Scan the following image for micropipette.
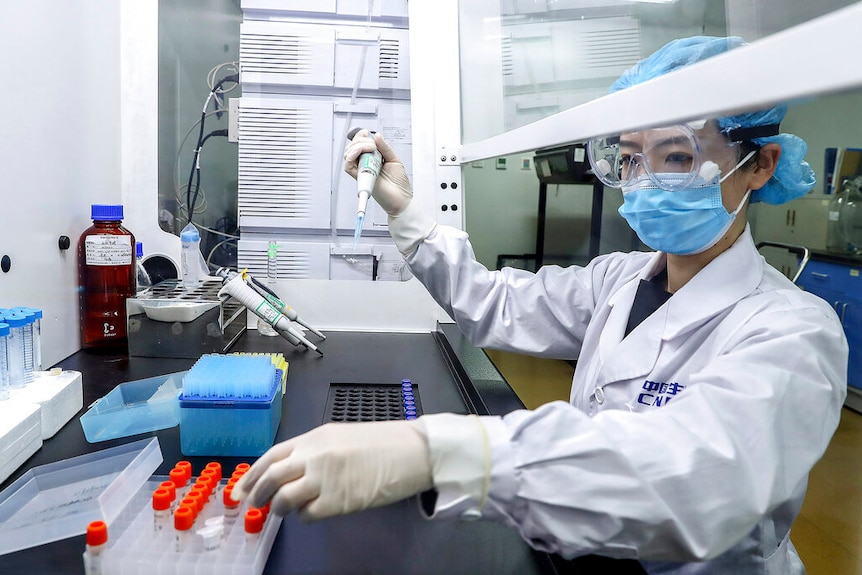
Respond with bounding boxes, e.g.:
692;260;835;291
347;127;382;249
215;268;324;356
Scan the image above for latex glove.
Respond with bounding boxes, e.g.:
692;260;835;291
231;420;433;521
343;130;436;256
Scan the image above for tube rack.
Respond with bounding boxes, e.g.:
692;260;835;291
90;470;281;575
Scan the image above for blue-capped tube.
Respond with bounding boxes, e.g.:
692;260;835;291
0;323;9;400
2;313;27;389
12;308;36;383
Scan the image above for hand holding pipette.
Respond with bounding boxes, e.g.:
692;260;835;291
346;127;382;249
343;130;434;257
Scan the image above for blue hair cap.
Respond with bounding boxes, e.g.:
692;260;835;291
611;36;815;205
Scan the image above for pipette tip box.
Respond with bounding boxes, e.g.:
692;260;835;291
178;355;285;457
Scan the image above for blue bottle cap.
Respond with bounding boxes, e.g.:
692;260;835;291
181;227;200;242
91;204;124;221
0;323;8;337
401;379;412;385
2;313;26;328
11;308;34;323
405;409;417;417
14;307;43;320
136;242;144;258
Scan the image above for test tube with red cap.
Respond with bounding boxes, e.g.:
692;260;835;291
205;461;223;482
174;505;195;552
152;488;173;532
223;484;241;522
84;520;108;575
244;507;264;547
170;467;189;500
158;480;177;509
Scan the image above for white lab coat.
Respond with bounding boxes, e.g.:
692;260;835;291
409;223;847;574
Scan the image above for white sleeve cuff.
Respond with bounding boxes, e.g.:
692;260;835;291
388;200;437;257
415;412;511;521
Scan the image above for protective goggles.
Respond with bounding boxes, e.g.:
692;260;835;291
586;121;780;191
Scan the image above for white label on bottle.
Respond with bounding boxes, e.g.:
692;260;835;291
829;210;840;222
85;235;132;266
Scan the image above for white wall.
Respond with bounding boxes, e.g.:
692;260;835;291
0;1;122;366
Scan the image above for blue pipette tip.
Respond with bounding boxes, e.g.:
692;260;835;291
353;213;365;249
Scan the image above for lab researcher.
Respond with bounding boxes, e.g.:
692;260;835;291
233;36;848;573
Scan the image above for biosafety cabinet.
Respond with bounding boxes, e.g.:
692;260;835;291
4;0;862;366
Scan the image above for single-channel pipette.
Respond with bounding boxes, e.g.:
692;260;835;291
347;127;381;249
215;268;324;356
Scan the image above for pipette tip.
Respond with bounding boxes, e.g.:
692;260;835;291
353;213;365;249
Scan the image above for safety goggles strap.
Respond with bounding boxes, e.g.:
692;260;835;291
723;123;780;143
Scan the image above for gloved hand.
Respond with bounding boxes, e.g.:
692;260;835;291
343;130;436;256
231;420;433;521
344;130;412;216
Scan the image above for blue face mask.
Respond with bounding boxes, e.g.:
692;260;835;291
618;156;753;255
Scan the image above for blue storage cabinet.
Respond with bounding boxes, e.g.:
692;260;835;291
796;254;862;409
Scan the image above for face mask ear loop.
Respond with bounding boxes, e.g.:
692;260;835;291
719;150;757;184
731;189;752;217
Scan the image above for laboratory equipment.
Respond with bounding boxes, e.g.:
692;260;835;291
0;323;8;401
0;437;162;556
136;242;152;292
257;240;280;336
20;307;43;371
827;177;862;254
180;223;204;291
14;309;36;385
11;369;83;440
348;127;382;248
126;279;247;359
236;8;413;282
214;267;325;355
78;371;185;442
84;521;107;575
77;204;136;350
178;354;287;456
2;312;26;388
89;462;281;575
0;400;41;485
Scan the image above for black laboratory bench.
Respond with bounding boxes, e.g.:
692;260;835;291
0;324;645;575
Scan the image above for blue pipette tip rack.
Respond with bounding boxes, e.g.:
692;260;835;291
178;354;285;456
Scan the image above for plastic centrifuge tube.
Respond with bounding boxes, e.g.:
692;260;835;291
27;308;42;372
2;313;27;389
158;480;177;509
170;467;189;500
0;323;9;401
12;308;35;383
244;507;264;548
84;520;108;575
153;488;172;532
174;505;195;552
198;523;224;552
223;485;241;522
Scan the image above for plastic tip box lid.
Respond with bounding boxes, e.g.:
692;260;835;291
0;437;162;556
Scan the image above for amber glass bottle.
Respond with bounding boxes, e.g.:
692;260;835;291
77;204;136;350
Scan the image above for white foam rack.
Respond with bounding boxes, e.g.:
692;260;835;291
91;476;282;575
0;369;83;484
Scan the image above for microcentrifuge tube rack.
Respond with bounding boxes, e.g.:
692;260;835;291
89;471;281;575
